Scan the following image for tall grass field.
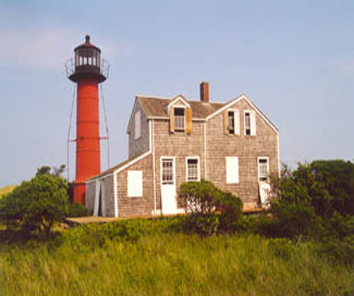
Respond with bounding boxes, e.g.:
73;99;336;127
0;218;353;296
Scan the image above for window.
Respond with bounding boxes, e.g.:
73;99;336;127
228;111;235;134
245;111;256;136
174;108;185;131
258;157;269;182
226;157;239;184
128;170;143;197
134;111;141;139
227;110;240;135
162;159;174;185
186;157;200;181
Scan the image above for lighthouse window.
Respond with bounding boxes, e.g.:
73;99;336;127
93;57;96;66
88;57;92;65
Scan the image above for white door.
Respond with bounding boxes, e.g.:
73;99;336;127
161;158;177;215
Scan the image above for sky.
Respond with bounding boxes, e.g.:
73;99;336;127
0;0;353;187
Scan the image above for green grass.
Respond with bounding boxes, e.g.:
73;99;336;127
0;185;16;198
0;219;353;296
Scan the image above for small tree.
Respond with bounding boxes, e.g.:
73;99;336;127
179;180;243;235
0;174;68;238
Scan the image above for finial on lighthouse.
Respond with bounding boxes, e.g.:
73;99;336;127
85;35;90;44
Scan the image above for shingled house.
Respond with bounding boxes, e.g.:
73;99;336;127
86;82;279;217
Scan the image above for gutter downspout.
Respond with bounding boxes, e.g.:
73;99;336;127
151;119;157;215
204;121;207;180
113;171;118;217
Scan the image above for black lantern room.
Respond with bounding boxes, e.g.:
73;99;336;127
67;35;108;83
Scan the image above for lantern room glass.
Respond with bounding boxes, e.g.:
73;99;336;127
75;47;101;68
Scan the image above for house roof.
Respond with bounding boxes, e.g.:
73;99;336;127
137;96;225;119
127;94;278;134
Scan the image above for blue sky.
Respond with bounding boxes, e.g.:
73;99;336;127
0;0;353;186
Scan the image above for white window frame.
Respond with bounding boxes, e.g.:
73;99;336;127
134;111;141;140
257;157;269;183
226;156;239;184
227;109;240;135
127;170;143;197
186;156;200;182
174;107;186;132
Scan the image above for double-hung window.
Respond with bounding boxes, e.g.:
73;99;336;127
258;157;269;182
174;108;185;131
186;157;200;182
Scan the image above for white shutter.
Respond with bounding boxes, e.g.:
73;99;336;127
250;111;257;136
134;111;141;139
128;170;143;197
234;110;240;135
226;157;239;184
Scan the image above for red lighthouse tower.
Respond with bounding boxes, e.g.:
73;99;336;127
67;35;109;205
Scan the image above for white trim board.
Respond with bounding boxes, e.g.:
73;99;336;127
166;95;191;111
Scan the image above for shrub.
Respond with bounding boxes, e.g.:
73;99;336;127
0;174;68;238
66;202;88;218
179;180;243;235
269;160;354;239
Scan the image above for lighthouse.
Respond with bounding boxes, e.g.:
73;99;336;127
66;35;109;205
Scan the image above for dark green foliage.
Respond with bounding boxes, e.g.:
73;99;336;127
66;202;88;217
0;174;68;237
179;180;243;235
270;160;354;236
267;160;354;264
36;164;66;178
64;217;186;250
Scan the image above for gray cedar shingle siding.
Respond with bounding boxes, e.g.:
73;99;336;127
206;98;279;204
86;181;96;215
87;94;279;217
116;153;155;217
128;101;150;158
153;119;205;210
101;175;115;217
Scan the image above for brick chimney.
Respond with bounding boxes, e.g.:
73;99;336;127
200;81;209;103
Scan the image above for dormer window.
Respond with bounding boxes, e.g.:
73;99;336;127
174;108;185;131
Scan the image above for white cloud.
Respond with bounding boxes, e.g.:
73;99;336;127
0;26;121;71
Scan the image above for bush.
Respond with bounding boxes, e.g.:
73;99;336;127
66;202;88;218
269;160;354;239
0;174;68;238
179;180;243;235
